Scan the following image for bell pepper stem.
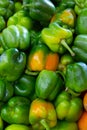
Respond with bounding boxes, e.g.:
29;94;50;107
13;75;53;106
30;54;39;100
40;119;50;130
61;39;75;56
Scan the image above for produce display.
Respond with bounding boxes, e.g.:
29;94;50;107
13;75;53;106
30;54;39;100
0;0;87;130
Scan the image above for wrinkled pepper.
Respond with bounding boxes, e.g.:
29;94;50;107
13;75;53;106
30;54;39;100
65;62;87;93
27;43;59;71
0;25;30;50
23;0;56;26
7;10;33;30
0;48;26;81
75;8;87;34
1;96;30;125
0;78;14;102
51;120;78;130
5;124;32;130
51;8;76;28
74;0;87;15
35;70;63;101
0;0;14;20
55;91;83;121
29;98;57;130
72;34;87;63
41;22;75;55
14;74;36;98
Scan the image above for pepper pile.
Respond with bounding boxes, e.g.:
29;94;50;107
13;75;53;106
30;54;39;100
0;0;87;130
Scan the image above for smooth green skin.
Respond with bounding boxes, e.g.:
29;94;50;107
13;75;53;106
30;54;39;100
0;116;3;130
0;16;5;31
55;91;83;122
41;22;74;55
5;124;31;130
0;48;26;81
0;79;14;102
0;25;30;50
35;70;63;101
7;10;33;30
65;62;87;93
28;0;56;25
51;120;78;130
72;34;87;63
14;74;36;98
75;8;87;34
1;96;30;125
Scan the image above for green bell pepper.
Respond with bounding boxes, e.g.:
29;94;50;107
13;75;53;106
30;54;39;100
65;62;87;93
1;96;30;125
0;79;14;102
41;22;75;56
14;74;36;98
0;116;3;130
75;8;87;34
5;124;32;130
29;98;57;130
55;91;83;121
23;0;56;26
74;0;87;15
0;16;6;32
0;48;26;81
0;0;14;20
51;120;78;130
7;10;33;30
58;53;74;74
35;70;63;101
72;34;87;63
0;25;30;50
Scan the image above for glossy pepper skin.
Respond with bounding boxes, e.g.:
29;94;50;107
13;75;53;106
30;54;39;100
0;25;30;51
27;43;59;71
0;0;14;20
1;96;30;125
72;34;87;63
74;0;87;15
24;0;56;26
75;8;87;34
5;124;32;130
55;91;83;122
50;120;78;130
51;8;76;28
35;70;63;101
0;48;26;81
7;10;33;30
29;98;57;130
65;62;87;93
0;79;14;102
14;74;36;98
41;22;75;56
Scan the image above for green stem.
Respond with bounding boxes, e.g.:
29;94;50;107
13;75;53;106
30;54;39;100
40;119;50;130
61;39;75;56
25;69;39;76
